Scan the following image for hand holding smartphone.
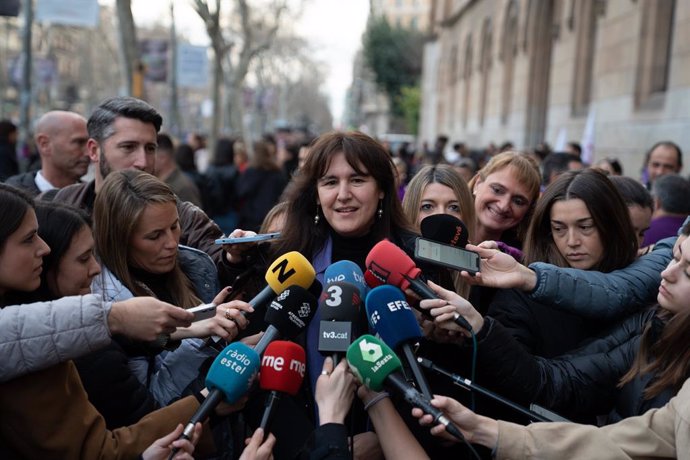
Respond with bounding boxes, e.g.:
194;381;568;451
414;237;480;275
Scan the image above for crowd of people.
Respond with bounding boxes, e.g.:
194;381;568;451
0;96;689;459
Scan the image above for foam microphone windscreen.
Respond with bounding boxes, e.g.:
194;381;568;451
205;342;260;403
365;285;422;348
420;214;469;247
319;281;362;321
264;285;318;339
346;334;402;392
259;341;306;396
324;260;368;299
265;251;316;293
365;240;421;290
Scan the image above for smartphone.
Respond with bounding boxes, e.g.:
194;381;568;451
188;303;217;322
214;232;281;245
414;237;480;275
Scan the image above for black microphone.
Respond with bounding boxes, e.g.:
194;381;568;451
420;214;469;247
417;356;554;423
318;281;361;364
253;285;317;355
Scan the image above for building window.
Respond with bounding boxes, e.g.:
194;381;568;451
571;0;597;116
479;18;492;126
462;35;473;127
501;0;518;124
634;0;676;108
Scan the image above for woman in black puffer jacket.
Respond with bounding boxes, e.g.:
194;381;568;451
420;220;690;425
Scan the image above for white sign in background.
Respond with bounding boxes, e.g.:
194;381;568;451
176;44;209;89
36;0;100;28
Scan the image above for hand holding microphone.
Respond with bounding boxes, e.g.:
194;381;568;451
365;240;474;333
418;280;484;339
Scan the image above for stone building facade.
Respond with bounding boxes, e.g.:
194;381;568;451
419;0;689;176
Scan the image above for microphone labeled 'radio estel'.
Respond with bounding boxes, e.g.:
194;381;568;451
259;341;306;433
365;240;473;333
365;285;433;399
253;284;317;355
420;214;469;248
179;342;259;442
346;335;465;442
318;281;361;361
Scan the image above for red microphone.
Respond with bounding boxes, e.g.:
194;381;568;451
365;240;473;332
258;341;306;433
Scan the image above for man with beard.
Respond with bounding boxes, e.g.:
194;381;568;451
6;111;89;196
42;96;225;265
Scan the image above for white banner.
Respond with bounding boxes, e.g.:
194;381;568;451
36;0;99;28
177;44;209;89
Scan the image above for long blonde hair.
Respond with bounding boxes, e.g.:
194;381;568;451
403;165;475;298
94;170;200;308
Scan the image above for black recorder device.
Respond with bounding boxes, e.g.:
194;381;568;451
414;237;480;275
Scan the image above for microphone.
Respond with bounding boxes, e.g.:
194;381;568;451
416;356;553;423
324;260;368;299
346;335;467;445
180;342;260;441
248;251;316;310
253;285;318;355
259;341;306;433
365;285;433;399
318;281;361;362
365;240;473;333
420;214;469;247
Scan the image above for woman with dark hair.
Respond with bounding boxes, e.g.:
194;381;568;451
486;169;638;357
224;131;422;459
609;175;654;248
235;140;288;232
420;222;690;426
33;202;101;300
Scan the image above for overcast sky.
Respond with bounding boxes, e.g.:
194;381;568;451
121;0;369;127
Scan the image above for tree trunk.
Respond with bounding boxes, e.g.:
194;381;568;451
116;0;139;96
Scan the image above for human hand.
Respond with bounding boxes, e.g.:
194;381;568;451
315;358;356;424
224;229;258;264
459;243;536;291
109;297;193;341
352;432;383;460
141;423;202;460
198;388;248;417
242;332;264;347
418;281;483;338
239;428;276;460
412;395;498;449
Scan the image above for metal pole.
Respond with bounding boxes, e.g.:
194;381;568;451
169;0;180;137
18;0;33;172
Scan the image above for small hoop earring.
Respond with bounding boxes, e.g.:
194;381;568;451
377;199;383;219
314;204;321;225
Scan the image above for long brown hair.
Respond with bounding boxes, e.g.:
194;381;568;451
619;221;690;398
94;170;200;308
523;169;637;271
271;131;415;259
